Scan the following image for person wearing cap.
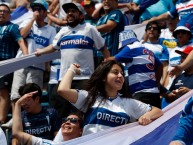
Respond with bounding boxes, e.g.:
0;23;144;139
96;0;125;64
12;87;83;145
82;0;98;25
161;46;193;108
165;25;193;90
35;2;110;88
106;30;163;108
0;3;28;125
12;83;61;145
8;0;56;129
169;96;193;145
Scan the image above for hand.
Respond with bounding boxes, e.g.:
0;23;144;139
178;87;191;95
34;48;43;56
69;63;81;75
138;113;152;125
17;91;38;106
169;66;182;77
165;91;178;103
33;11;39;20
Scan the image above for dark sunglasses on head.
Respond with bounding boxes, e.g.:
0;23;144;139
32;7;44;12
147;25;158;31
62;118;80;124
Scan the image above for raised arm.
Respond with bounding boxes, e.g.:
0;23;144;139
170;51;193;77
57;64;80;104
20;11;38;38
143;12;171;24
12;92;38;145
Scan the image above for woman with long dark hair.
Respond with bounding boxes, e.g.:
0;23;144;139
57;60;163;136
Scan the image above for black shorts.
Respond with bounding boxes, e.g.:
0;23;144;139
0;73;13;91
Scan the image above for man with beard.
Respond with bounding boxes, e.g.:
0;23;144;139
35;2;110;118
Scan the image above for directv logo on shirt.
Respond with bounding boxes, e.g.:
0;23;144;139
25;126;51;135
28;32;49;46
97;112;129;125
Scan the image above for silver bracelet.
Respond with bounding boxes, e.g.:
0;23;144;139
68;68;76;74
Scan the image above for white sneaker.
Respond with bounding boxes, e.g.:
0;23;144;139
1;118;13;129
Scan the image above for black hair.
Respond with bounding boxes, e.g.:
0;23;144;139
68;111;84;128
83;60;131;112
145;21;161;34
0;4;10;12
31;3;47;11
18;83;42;101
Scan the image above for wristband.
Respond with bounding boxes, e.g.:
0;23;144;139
68;68;76;74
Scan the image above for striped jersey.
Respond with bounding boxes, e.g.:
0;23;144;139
143;42;169;62
115;41;162;95
169;0;193;33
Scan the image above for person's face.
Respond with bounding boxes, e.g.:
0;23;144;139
21;97;40;113
146;24;159;39
66;8;84;27
32;6;47;20
176;30;190;45
102;0;117;12
0;6;10;24
104;64;124;92
166;18;179;32
83;5;95;16
61;115;82;139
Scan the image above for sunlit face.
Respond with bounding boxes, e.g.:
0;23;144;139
146;24;159;39
102;0;117;12
66;8;84;27
0;6;10;24
61;115;82;139
21;97;39;113
104;64;124;92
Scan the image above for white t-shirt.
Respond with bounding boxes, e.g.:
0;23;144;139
17;20;56;70
52;22;105;80
54;90;152;142
0;127;7;145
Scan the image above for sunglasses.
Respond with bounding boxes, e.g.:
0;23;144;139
62;118;80;124
147;26;158;31
0;10;10;14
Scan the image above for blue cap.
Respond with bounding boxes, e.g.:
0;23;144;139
30;0;49;10
119;30;138;49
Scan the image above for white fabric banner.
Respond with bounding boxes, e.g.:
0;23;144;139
56;91;193;145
